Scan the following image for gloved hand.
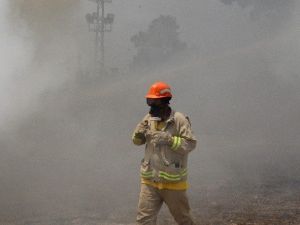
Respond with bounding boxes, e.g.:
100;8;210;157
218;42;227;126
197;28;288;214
138;120;149;133
134;120;149;141
146;130;173;146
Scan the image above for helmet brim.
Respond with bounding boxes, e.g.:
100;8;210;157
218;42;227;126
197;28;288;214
145;94;172;99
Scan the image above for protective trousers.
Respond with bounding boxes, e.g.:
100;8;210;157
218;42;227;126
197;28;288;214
136;184;196;225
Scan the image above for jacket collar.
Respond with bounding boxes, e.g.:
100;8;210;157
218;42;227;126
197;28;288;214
146;109;175;123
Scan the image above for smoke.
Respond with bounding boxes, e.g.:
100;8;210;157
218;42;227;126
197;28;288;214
8;0;80;33
0;0;94;221
0;1;34;129
0;0;300;224
220;0;294;14
0;0;85;129
220;0;295;31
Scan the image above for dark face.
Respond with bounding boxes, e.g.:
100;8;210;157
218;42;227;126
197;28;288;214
146;98;171;119
146;98;163;107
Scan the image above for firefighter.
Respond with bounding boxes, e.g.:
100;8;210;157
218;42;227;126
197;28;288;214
132;81;197;225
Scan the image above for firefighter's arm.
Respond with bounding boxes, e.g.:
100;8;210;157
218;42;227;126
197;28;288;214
171;114;197;154
132;117;149;146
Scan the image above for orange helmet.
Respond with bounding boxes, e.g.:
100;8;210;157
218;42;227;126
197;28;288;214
145;81;172;99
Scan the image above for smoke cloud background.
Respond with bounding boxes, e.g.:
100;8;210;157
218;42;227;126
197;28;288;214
0;0;299;223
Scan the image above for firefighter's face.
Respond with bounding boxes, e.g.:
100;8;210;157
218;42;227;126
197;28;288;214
146;98;163;107
146;98;168;118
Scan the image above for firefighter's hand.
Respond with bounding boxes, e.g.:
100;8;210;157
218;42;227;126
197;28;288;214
147;131;172;146
132;121;149;145
136;120;149;136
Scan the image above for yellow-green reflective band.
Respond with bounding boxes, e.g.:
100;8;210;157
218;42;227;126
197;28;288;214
180;168;187;176
142;171;153;175
158;174;181;181
141;175;153;178
141;171;153;175
141;171;154;178
181;171;188;177
171;136;182;151
171;136;178;149
159;171;181;178
181;168;188;173
158;169;188;181
175;137;182;150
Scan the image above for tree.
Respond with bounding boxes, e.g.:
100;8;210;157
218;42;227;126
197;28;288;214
130;15;186;70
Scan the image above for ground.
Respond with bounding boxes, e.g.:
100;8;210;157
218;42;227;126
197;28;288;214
2;181;299;225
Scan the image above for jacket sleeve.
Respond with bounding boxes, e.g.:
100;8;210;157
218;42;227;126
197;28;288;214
132;115;148;146
171;113;197;155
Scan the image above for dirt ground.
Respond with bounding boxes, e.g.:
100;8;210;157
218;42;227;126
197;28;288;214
2;180;299;225
190;181;300;225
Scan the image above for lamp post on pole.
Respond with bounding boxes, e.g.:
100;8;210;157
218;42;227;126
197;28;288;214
86;0;114;73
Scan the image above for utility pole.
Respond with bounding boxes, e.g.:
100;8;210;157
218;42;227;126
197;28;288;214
86;0;114;72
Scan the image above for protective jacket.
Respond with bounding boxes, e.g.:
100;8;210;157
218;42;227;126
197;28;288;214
132;110;196;183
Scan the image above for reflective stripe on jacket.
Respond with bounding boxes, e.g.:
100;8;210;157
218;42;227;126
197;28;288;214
132;110;197;183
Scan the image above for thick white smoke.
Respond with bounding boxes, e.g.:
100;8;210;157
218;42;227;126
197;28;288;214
0;1;299;224
0;0;34;129
0;0;84;131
